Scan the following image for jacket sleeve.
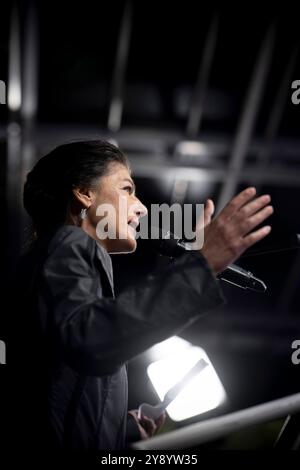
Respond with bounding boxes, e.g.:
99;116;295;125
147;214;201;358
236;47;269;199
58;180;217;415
42;227;224;376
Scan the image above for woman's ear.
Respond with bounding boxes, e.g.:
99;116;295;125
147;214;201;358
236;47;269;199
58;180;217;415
72;187;95;208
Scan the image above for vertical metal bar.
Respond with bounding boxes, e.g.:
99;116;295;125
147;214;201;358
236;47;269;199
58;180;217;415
22;1;39;176
172;17;218;207
253;47;298;314
254;47;299;191
22;1;38;124
21;1;39;244
274;413;300;449
7;3;23;275
216;26;275;213
8;5;21;114
186;16;218;139
108;1;132;133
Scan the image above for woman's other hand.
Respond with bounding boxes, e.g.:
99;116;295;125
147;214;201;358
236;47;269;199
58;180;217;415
128;409;166;440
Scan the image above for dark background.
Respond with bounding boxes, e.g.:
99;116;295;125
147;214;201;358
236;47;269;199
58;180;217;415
0;0;299;449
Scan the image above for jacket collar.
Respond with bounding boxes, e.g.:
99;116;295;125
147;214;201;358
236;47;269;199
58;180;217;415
95;242;115;297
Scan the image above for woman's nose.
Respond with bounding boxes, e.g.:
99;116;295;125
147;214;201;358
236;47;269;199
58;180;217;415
135;199;148;218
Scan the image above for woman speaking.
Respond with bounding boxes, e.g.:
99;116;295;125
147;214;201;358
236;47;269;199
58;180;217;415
11;140;273;451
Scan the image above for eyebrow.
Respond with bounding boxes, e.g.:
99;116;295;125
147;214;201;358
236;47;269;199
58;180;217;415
123;177;136;194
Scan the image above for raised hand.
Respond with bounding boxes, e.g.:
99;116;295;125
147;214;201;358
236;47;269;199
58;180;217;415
199;187;273;275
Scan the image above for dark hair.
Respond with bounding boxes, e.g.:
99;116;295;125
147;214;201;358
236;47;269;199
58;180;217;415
23;140;129;242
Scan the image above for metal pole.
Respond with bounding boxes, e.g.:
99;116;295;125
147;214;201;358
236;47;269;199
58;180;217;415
132;392;300;450
107;1;132;133
7;3;23;275
216;26;275;214
21;1;39;239
171;17;218;206
274;412;300;449
254;47;299;191
186;16;218;139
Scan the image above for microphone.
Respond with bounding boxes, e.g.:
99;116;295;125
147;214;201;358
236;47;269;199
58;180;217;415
149;229;267;293
217;264;266;292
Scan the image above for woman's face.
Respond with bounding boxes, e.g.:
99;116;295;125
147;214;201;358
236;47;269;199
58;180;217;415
81;163;147;253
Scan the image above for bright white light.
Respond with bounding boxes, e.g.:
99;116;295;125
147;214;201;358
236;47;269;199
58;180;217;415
147;337;227;422
8;10;22;112
147;336;191;362
175;141;208;157
8;78;21;112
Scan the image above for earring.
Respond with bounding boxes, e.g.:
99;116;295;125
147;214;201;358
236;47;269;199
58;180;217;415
79;208;88;220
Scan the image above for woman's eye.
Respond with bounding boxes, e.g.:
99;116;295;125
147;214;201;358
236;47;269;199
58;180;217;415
123;186;132;193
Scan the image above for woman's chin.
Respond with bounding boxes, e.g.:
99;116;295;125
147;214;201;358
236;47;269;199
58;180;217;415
109;237;137;254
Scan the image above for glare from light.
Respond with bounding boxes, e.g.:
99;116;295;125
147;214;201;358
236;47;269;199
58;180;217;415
8;8;22;112
8;79;21;111
175;141;208;157
147;336;191;362
147;337;227;422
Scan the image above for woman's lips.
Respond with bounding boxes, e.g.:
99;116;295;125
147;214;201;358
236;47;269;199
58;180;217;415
128;219;139;230
127;218;139;240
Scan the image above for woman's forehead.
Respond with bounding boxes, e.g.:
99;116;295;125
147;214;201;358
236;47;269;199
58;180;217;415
108;162;133;181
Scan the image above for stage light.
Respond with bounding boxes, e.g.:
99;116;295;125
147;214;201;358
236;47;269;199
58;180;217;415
146;337;227;421
174;141;208;158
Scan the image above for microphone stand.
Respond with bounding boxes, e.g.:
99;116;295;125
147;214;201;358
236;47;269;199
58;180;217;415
274;412;300;449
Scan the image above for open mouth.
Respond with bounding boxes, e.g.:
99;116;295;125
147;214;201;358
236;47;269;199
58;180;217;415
127;219;139;238
128;219;139;230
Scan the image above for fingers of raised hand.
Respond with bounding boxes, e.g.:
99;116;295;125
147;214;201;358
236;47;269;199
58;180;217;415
239;194;271;218
195;199;215;232
205;199;215;219
208;201;273;258
221;187;256;219
243;225;272;249
236;204;273;235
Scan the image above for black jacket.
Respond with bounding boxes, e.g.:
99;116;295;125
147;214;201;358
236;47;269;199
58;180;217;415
9;225;223;451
